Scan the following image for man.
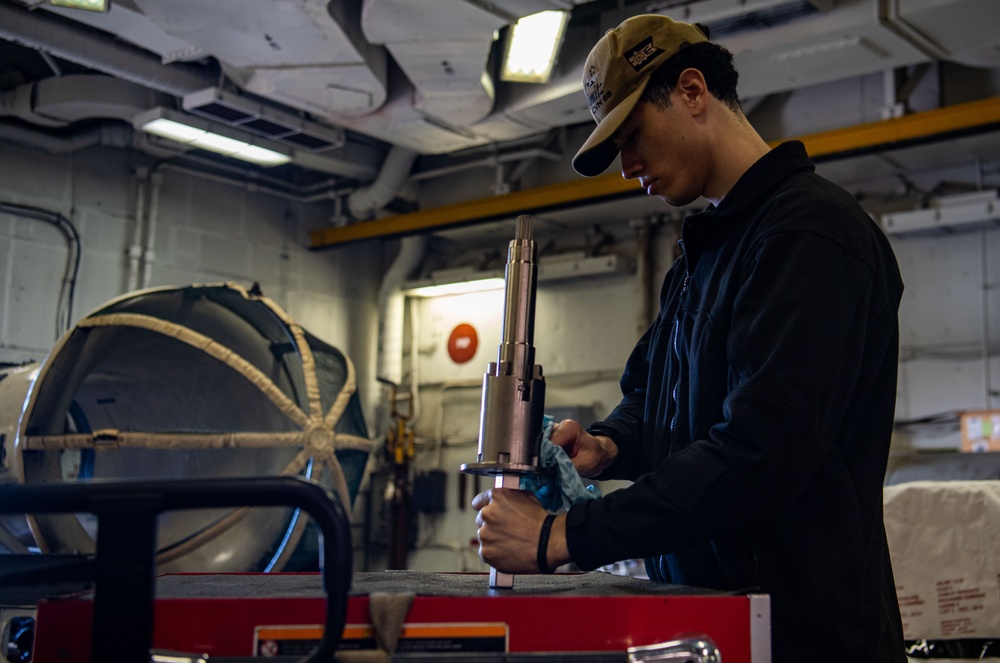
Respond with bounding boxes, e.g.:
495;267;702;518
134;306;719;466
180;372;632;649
473;13;906;663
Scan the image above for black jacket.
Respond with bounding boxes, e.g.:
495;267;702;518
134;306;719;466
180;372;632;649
565;142;906;663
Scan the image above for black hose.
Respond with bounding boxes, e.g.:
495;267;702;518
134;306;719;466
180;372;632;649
0;201;81;337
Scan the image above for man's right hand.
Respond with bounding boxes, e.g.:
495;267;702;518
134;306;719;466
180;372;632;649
549;419;618;479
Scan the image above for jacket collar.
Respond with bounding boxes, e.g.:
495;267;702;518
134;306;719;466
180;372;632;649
680;141;815;264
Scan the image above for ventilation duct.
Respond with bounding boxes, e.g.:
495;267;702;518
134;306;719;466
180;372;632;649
6;0;1000;161
183;87;346;153
1;74;172;128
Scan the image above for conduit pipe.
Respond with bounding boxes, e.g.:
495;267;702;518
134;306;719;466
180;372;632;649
0;202;80;338
127;169;147;293
981;230;995;409
141;171;162;289
408;148;562;183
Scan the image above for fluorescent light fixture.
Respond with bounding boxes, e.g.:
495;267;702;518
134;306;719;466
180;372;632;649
404;267;506;298
50;0;108;12
501;10;570;84
134;108;291;167
406;278;506;298
404;253;629;298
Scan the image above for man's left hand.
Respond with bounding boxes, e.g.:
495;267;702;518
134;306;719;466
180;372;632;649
473;487;552;573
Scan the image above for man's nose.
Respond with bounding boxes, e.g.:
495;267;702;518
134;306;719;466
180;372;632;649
620;150;640;180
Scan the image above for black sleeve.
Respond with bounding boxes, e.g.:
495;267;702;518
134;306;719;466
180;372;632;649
567;221;881;570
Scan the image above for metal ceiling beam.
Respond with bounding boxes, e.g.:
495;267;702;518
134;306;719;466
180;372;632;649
310;96;1000;248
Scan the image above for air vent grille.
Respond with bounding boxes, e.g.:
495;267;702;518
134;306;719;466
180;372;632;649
183;88;345;153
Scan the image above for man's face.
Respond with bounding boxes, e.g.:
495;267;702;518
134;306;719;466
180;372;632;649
614;93;707;207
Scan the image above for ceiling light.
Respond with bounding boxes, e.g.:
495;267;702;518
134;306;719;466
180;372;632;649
134;108;291;167
403;253;629;298
501;10;570;84
404;268;506;298
49;0;108;12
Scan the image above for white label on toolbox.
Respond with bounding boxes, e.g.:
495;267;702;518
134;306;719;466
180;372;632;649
253;622;509;656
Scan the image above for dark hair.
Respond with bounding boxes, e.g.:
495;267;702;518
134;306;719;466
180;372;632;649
640;37;742;113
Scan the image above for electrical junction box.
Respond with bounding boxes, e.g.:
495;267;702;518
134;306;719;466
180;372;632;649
412;469;447;513
960;410;1000;452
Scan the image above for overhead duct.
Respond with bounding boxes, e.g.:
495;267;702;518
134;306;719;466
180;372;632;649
0;1;215;98
0;1;383;181
0;120;135;155
348;145;418;220
6;0;1000;162
132;0;388;119
360;0;508;126
1;74;172;127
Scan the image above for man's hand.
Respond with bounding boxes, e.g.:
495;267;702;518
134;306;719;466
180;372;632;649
549;419;618;478
472;487;569;573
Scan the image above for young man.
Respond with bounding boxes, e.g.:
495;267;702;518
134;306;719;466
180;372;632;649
473;13;906;663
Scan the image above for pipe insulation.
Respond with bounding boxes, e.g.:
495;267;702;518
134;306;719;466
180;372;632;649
377;235;426;387
0;2;215;99
347;145;418;220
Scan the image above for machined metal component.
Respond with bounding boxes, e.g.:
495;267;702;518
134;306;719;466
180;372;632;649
462;215;546;478
462;215;548;590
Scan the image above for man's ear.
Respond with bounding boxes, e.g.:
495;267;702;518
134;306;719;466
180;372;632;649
675;68;709;113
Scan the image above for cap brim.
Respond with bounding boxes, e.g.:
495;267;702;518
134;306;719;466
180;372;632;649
572;77;651;177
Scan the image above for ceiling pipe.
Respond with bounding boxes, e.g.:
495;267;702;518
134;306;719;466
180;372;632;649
409;147;562;182
374;235;427;433
347;145;418;220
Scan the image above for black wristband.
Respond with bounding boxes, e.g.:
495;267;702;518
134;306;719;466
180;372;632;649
536;513;557;574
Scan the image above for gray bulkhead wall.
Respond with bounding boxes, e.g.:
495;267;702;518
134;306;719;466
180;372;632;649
0;141;383;431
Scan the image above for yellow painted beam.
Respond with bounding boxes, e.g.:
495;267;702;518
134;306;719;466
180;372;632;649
310;169;638;248
311;96;1000;248
792;96;1000;158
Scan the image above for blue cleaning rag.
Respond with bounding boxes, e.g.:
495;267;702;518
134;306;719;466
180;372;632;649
521;415;602;512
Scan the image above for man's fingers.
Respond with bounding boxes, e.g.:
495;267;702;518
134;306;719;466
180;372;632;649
471;487;493;511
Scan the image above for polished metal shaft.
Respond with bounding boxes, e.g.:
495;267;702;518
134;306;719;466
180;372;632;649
461;215;547;589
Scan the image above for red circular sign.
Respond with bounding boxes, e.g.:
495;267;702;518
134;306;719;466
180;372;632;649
447;323;479;364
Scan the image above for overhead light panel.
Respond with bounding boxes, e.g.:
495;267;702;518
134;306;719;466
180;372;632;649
404;267;505;298
881;190;1000;236
403;253;629;298
501;10;569;84
183;88;345;153
134;108;291;167
49;0;108;12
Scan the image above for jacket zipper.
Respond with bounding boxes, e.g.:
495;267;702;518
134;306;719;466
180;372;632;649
669;251;691;434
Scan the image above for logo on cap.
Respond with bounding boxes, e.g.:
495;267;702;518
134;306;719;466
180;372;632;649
584;64;613;117
624;36;663;72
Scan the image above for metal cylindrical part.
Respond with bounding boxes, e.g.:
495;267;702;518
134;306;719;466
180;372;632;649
475;367;546;470
497;217;537;373
462;215;546;477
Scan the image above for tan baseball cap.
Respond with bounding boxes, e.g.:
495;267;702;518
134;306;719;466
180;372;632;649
572;14;708;177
